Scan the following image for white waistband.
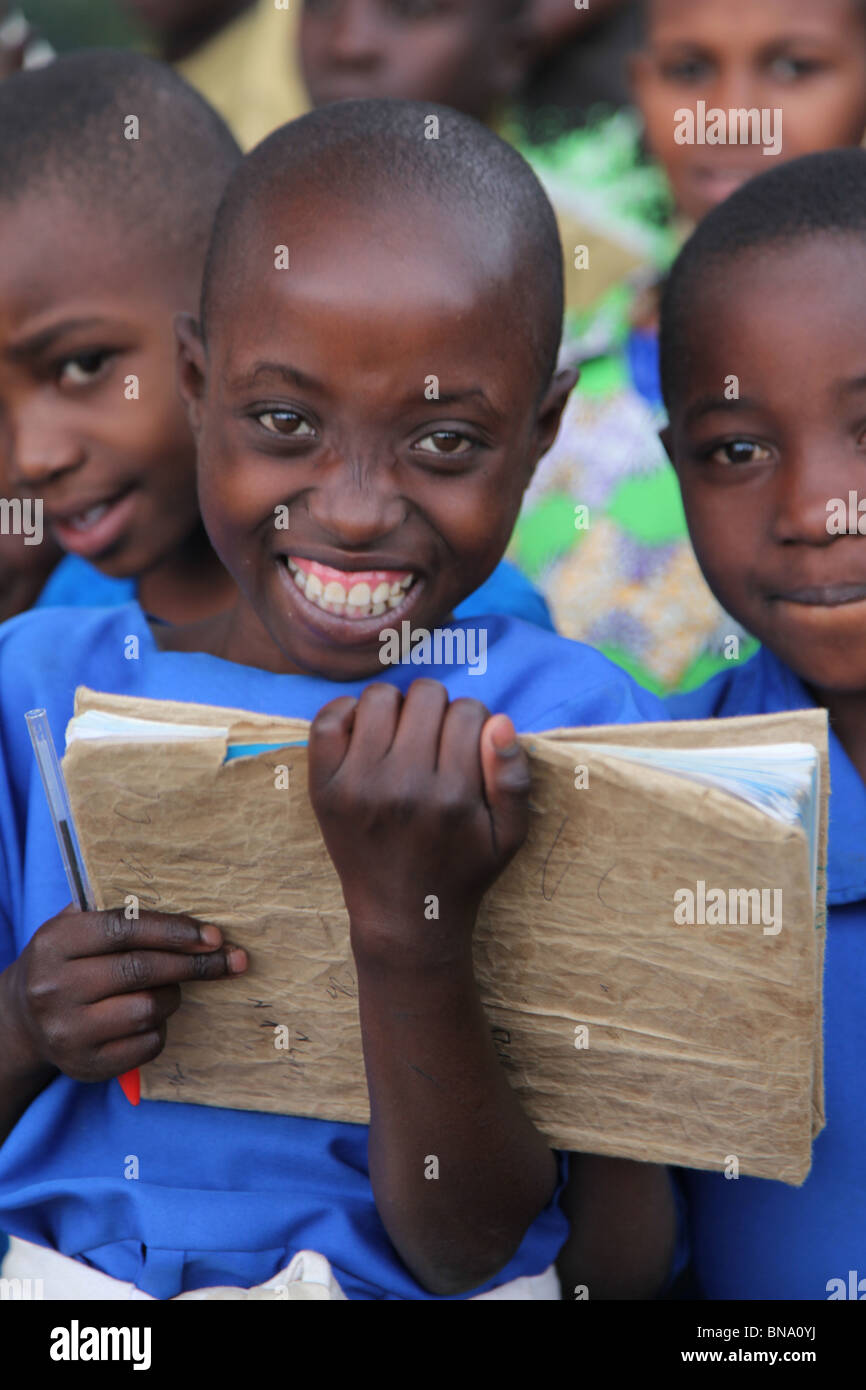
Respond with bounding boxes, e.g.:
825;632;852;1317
1;1235;560;1301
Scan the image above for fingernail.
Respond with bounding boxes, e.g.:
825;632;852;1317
491;723;520;756
227;947;247;973
200;924;222;947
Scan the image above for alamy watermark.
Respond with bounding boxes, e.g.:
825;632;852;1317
674;102;782;157
379;620;487;675
674;880;782;936
0;497;42;545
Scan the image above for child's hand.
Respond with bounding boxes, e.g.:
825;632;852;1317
308;679;531;966
3;908;247;1083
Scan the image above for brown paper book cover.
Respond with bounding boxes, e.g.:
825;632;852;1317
62;688;829;1185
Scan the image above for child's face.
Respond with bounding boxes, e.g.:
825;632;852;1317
0;193;202;577
664;235;866;698
632;0;866;223
300;0;524;122
179;190;572;681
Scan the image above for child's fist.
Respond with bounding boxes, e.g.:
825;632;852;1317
308;679;531;968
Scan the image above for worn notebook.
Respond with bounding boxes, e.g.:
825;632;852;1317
61;688;829;1184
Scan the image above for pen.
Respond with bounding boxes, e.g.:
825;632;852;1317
25;709;140;1106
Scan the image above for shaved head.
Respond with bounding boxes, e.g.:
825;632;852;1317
0;50;240;283
201;99;564;392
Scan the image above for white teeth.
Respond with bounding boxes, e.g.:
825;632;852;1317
69;503;110;531
283;558;415;620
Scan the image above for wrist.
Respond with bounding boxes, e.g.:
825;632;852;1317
351;918;477;987
348;904;478;977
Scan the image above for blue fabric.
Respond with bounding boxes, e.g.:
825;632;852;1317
668;648;866;1299
625;328;663;411
0;601;667;1300
34;554;554;632
455;559;554;631
35;554;136;609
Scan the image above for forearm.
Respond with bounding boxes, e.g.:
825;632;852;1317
556;1154;678;1299
355;938;558;1297
0;965;57;1146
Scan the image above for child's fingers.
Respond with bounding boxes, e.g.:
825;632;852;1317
61;942;247;1005
479;715;531;861
308;694;358;786
61;909;225;960
80;985;183;1045
332;683;402;769
436;697;487;793
390;679;449;772
92;1028;170;1077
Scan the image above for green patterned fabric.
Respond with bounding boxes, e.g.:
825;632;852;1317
508;115;758;694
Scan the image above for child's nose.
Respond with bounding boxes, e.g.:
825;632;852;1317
308;466;407;546
705;64;759;116
325;0;382;65
771;452;848;546
9;400;84;487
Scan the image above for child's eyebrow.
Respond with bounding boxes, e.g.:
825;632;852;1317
683;394;761;426
228;361;324;394
6;317;116;362
229;362;501;416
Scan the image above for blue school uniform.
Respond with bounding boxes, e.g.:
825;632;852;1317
34;554;555;631
668;649;866;1300
0;601;665;1301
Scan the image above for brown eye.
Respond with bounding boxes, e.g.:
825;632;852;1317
59;351;112;385
257;411;314;437
710;440;771;466
416;430;472;456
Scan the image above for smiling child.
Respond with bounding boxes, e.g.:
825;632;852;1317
0;100;678;1301
0;52;243;624
0;49;554;631
661;148;866;1298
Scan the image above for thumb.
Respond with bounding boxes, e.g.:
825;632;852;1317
480;714;531;862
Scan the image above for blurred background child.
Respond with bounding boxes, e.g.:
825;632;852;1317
509;0;866;693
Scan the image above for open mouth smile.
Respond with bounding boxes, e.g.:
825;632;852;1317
48;487;137;558
283;556;415;620
276;554;426;645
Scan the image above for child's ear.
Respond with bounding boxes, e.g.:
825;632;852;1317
531;366;579;466
175;313;207;436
